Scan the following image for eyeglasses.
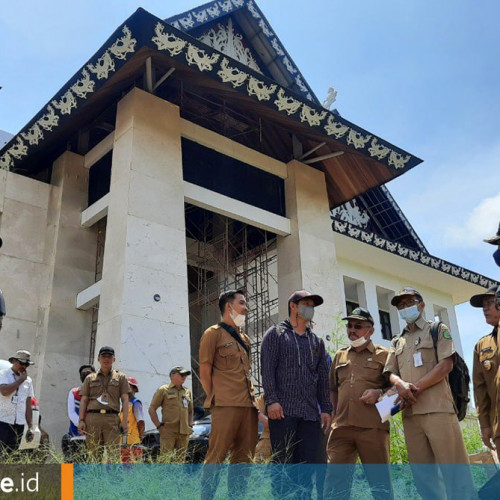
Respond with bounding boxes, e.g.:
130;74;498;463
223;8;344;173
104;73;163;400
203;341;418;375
17;361;30;367
346;322;371;330
396;299;420;310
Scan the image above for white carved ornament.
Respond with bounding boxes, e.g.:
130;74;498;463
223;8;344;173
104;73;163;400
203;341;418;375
324;116;349;138
367;137;390;160
247;76;276;101
0;153;13;170
218;58;248;87
347;130;371;149
21;123;44;146
300;104;326;127
109;26;137;60
186;44;220;72
198;19;262;73
331;200;370;229
37;105;59;131
51;90;77;116
388;151;411;169
274;88;302;115
87;52;115;80
153;23;187;55
322;87;337;110
71;69;95;99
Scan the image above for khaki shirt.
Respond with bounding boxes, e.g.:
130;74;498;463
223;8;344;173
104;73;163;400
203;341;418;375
256;394;270;439
473;328;499;436
81;369;130;412
150;383;193;435
199;324;255;408
330;341;389;431
384;316;455;416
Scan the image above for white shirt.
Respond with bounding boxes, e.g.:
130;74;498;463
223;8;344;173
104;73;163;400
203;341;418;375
0;368;34;425
67;388;80;428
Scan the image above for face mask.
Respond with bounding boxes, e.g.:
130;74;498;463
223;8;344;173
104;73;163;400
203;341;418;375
349;336;368;348
399;305;420;324
493;249;500;267
297;305;315;321
230;308;246;328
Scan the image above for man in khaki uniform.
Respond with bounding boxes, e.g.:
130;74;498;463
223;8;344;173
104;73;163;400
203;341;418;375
324;307;392;500
199;289;258;499
148;366;193;461
384;288;475;500
471;286;500;456
78;346;130;462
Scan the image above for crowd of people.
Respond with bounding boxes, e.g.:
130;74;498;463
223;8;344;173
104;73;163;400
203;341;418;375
0;224;499;500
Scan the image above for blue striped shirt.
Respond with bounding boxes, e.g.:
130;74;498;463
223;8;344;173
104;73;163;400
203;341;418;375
261;320;333;421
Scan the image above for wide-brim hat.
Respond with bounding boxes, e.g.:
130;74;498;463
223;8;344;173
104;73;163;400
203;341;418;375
170;366;191;376
470;285;498;308
342;307;374;325
8;350;34;365
391;287;423;306
288;290;324;307
483;222;500;245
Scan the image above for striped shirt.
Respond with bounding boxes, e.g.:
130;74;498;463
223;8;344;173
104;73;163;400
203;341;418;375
261;320;333;421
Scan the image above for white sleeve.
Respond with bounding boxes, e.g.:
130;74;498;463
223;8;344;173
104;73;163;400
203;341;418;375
29;381;34;398
133;400;145;422
68;389;79;427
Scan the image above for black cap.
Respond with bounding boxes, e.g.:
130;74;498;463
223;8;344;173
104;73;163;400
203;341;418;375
342;307;374;325
470;285;498;308
170;366;191;376
391;287;423;306
484;222;500;245
288;290;324;307
98;346;115;356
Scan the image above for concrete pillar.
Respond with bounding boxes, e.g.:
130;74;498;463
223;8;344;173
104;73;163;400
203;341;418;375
363;282;382;344
96;89;191;413
36;151;96;441
277;160;344;341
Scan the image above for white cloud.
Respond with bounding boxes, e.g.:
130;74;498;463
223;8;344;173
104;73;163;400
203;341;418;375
442;192;500;248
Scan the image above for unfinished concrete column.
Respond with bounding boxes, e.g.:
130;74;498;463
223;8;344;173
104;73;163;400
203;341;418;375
37;151;96;441
96;88;191;409
277;160;344;341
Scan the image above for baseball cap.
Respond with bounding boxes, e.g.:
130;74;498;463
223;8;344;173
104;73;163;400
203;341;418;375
342;307;374;325
391;287;423;307
288;290;324;307
470;285;498;308
98;346;115;356
170;366;191;376
483;222;500;245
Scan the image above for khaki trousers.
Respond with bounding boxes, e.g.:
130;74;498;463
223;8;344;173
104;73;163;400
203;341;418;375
201;406;258;500
85;413;121;462
402;412;476;500
324;426;393;500
159;427;190;461
204;406;258;464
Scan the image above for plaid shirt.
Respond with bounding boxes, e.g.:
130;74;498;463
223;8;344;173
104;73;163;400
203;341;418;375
261;320;332;421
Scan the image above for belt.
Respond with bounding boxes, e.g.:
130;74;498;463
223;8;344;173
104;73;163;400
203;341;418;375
86;409;119;414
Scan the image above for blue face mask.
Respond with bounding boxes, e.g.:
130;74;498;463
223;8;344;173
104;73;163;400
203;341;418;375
398;305;420;324
493;249;500;267
298;305;315;321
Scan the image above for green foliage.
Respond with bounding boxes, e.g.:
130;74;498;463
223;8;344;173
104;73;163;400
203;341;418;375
326;314;349;358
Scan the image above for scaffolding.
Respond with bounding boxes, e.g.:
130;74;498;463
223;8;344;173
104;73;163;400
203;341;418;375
185;204;278;405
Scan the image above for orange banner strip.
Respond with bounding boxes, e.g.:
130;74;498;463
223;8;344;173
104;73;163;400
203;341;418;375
61;463;74;500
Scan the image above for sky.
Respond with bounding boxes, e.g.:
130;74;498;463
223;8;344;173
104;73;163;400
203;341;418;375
1;0;499;372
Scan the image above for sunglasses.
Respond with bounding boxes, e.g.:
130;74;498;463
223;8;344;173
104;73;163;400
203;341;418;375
17;360;30;367
346;322;371;330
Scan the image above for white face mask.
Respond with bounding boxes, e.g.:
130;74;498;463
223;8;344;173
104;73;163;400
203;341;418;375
398;305;420;324
230;309;246;328
349;336;368;348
